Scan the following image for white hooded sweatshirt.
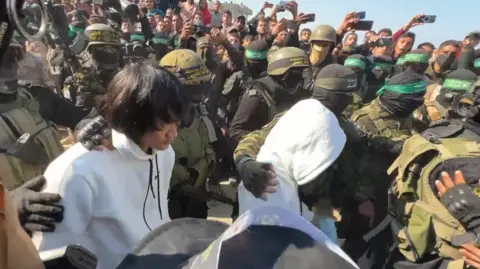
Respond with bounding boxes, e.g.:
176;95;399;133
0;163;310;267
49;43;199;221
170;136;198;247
33;130;174;269
238;99;346;221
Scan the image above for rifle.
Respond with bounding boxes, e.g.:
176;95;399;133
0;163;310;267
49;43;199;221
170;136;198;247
45;0;81;75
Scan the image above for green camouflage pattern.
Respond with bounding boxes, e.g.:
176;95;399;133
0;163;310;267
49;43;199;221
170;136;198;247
350;97;414;142
171;106;216;190
62;67;105;107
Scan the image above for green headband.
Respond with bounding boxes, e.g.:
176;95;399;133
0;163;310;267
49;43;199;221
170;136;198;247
68;25;85;37
377;80;428;95
373;62;394;71
245;50;268;60
344;58;366;70
152;37;169;45
315;77;359;92
130;34;145;42
403;53;429;64
474;58;480;68
443;78;475;92
396;56;406;66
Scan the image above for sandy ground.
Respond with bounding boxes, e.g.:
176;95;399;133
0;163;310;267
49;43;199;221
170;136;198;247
206;181;237;225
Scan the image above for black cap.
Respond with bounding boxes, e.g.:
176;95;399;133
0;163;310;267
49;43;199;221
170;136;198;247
314;64;359;93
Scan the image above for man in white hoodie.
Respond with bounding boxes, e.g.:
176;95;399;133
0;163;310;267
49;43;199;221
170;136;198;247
238;98;347;242
32;64;189;269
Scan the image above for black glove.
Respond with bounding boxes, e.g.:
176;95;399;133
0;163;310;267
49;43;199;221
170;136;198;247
441;184;480;231
236;156;275;198
76;115;111;151
441;183;480;246
10;176;64;233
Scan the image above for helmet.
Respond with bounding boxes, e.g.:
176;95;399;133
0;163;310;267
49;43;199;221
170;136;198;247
310;25;337;45
160;49;211;84
267;47;309;76
85;23;121;48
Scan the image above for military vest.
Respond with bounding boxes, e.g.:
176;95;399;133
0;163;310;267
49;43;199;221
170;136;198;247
0;87;64;189
387;130;480;267
246;77;301;121
351;98;413;140
171;104;218;189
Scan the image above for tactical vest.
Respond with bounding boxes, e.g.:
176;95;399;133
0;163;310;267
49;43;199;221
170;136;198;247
387;133;480;267
351;98;413;140
171;104;218;189
246;77;296;121
0;87;64;189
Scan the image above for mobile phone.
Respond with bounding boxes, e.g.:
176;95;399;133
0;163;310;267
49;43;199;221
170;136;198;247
305;13;315;23
356;11;366;20
372;37;392;47
278;1;287;11
420;15;436;24
265;2;274;8
353;20;374;31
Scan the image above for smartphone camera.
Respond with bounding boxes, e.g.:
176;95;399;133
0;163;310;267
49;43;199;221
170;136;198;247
306;13;315;23
278;1;287;11
420;15;436;24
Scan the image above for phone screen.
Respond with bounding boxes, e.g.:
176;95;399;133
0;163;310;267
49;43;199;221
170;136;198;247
353;20;374;31
421;15;436;24
356;11;366;20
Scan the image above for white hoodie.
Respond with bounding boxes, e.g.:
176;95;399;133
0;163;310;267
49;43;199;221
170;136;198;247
238;99;346;221
32;130;174;269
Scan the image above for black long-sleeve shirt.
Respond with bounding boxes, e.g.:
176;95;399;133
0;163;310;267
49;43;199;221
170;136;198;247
27;85;88;130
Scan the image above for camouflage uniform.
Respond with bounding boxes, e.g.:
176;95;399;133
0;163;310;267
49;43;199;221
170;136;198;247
161;49;219;219
63;24;121;111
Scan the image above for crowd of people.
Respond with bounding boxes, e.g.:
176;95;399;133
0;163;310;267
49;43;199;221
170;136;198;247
2;0;480;268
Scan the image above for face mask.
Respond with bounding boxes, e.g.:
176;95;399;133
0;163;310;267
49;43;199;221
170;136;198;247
183;83;210;103
247;61;267;77
283;69;304;93
310;44;330;65
91;46;120;70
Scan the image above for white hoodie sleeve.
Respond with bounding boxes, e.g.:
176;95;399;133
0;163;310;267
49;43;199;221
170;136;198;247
34;171;94;252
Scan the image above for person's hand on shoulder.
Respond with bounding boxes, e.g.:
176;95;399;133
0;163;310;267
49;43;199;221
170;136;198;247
1;181;46;269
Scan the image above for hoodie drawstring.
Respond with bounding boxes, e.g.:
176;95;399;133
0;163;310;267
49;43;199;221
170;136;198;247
142;155;163;231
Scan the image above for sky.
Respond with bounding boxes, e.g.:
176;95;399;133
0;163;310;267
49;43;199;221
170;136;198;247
237;0;479;47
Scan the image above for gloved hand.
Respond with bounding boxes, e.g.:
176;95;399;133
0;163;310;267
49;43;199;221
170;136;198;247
10;176;64;233
76;115;112;151
236;156;278;200
436;171;480;246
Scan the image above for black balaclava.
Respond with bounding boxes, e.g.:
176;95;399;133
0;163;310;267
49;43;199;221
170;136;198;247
281;67;305;94
402;49;430;75
439;69;479;119
364;55;394;103
378;67;428;117
244;40;269;78
312;64;359;115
